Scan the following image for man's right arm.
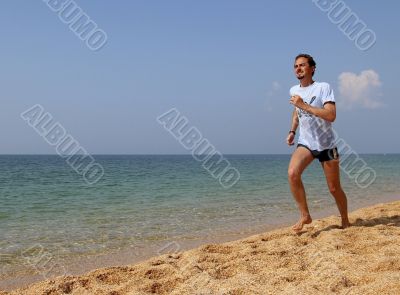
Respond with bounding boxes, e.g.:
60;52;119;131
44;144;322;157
286;109;298;146
290;108;299;132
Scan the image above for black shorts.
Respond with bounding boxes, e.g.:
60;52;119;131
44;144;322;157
297;144;339;162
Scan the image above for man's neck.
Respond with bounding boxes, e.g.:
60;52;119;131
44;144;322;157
299;78;315;87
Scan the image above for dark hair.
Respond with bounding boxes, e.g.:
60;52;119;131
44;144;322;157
295;53;316;76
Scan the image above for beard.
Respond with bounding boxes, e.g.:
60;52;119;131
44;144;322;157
296;73;305;80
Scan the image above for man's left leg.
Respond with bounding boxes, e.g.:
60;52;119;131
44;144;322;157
321;158;350;228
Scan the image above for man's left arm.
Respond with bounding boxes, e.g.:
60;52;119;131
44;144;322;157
290;96;336;122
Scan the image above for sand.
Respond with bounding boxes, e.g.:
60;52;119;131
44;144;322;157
1;200;399;295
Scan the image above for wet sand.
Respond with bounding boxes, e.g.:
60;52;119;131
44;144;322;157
1;200;399;294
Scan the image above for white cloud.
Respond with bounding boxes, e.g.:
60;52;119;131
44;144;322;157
265;81;281;112
272;81;281;91
338;70;383;109
266;81;281;97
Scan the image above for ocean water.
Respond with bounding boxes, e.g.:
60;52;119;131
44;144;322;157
0;154;399;285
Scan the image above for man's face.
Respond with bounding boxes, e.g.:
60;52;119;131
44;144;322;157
294;57;314;80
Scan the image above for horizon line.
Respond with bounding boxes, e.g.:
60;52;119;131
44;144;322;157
0;153;398;156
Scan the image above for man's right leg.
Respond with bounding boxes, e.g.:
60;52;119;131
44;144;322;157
288;146;315;232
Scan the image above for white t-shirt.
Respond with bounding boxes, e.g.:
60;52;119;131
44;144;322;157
289;82;336;151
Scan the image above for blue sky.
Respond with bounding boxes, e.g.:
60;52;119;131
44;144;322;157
1;0;399;154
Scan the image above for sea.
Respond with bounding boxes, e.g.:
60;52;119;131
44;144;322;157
0;154;399;289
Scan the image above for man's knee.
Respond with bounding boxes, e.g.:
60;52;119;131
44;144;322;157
288;167;301;182
328;183;339;195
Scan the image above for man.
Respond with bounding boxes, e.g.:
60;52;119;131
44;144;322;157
287;53;350;233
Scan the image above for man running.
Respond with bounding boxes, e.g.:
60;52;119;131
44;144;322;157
287;53;350;233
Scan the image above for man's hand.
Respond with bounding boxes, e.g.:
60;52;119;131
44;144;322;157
289;95;307;110
286;132;295;146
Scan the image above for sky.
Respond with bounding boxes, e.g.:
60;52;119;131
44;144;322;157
0;0;399;154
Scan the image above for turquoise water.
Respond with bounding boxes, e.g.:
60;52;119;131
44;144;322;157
0;154;399;281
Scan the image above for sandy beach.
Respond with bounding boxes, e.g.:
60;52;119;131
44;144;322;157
1;200;399;295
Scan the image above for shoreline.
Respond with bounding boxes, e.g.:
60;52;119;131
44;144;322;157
1;194;399;293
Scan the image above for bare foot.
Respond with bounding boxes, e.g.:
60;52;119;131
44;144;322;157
341;218;350;229
292;214;312;233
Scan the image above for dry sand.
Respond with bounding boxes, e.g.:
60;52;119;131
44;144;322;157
1;200;399;295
